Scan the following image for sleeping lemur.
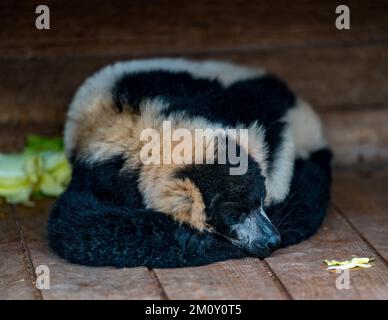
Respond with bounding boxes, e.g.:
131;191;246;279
47;58;332;268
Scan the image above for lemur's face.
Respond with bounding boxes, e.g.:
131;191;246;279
177;157;281;257
207;188;280;256
206;172;281;257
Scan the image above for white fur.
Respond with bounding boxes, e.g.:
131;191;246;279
288;99;327;159
264;123;295;205
264;99;327;204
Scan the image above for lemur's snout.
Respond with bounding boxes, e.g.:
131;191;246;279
265;233;282;251
230;208;281;258
249;228;281;257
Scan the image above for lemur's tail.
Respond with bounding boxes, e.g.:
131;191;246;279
47;190;245;268
47;149;332;268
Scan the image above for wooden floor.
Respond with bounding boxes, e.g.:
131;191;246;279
0;168;388;299
1;0;388;299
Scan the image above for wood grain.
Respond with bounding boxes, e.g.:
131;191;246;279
155;257;288;299
1;0;387;57
333;169;388;262
0;205;18;244
12;200;164;300
0;123;61;153
0;205;38;299
1;44;387;124
322;109;388;165
264;206;388;299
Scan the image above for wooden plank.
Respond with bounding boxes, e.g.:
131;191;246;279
0;123;61;153
155;258;289;299
0;242;39;299
322;109;388;165
0;205;39;299
0;44;387;126
264;207;388;299
0;205;18;244
333;168;388;262
12;200;164;300
1;0;387;57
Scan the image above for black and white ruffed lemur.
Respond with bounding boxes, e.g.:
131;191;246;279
47;59;332;268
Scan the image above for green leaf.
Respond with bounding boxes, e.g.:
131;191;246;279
24;135;64;153
0;135;72;204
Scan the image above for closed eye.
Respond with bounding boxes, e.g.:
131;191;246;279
260;197;265;207
252;197;261;208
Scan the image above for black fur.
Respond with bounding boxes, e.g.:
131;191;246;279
69;155;143;208
47;149;332;268
266;149;332;247
47;191;246;268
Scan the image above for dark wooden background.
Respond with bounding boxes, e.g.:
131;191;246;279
1;0;388;300
0;0;388;165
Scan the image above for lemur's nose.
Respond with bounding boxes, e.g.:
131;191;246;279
265;233;281;251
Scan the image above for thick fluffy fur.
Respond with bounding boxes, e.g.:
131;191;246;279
48;58;331;267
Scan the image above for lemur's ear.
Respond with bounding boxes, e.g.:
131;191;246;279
113;89;127;112
112;82;141;114
112;88;139;113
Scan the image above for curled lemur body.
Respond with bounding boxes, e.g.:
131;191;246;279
48;59;332;268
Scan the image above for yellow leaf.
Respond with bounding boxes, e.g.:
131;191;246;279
324;257;374;270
